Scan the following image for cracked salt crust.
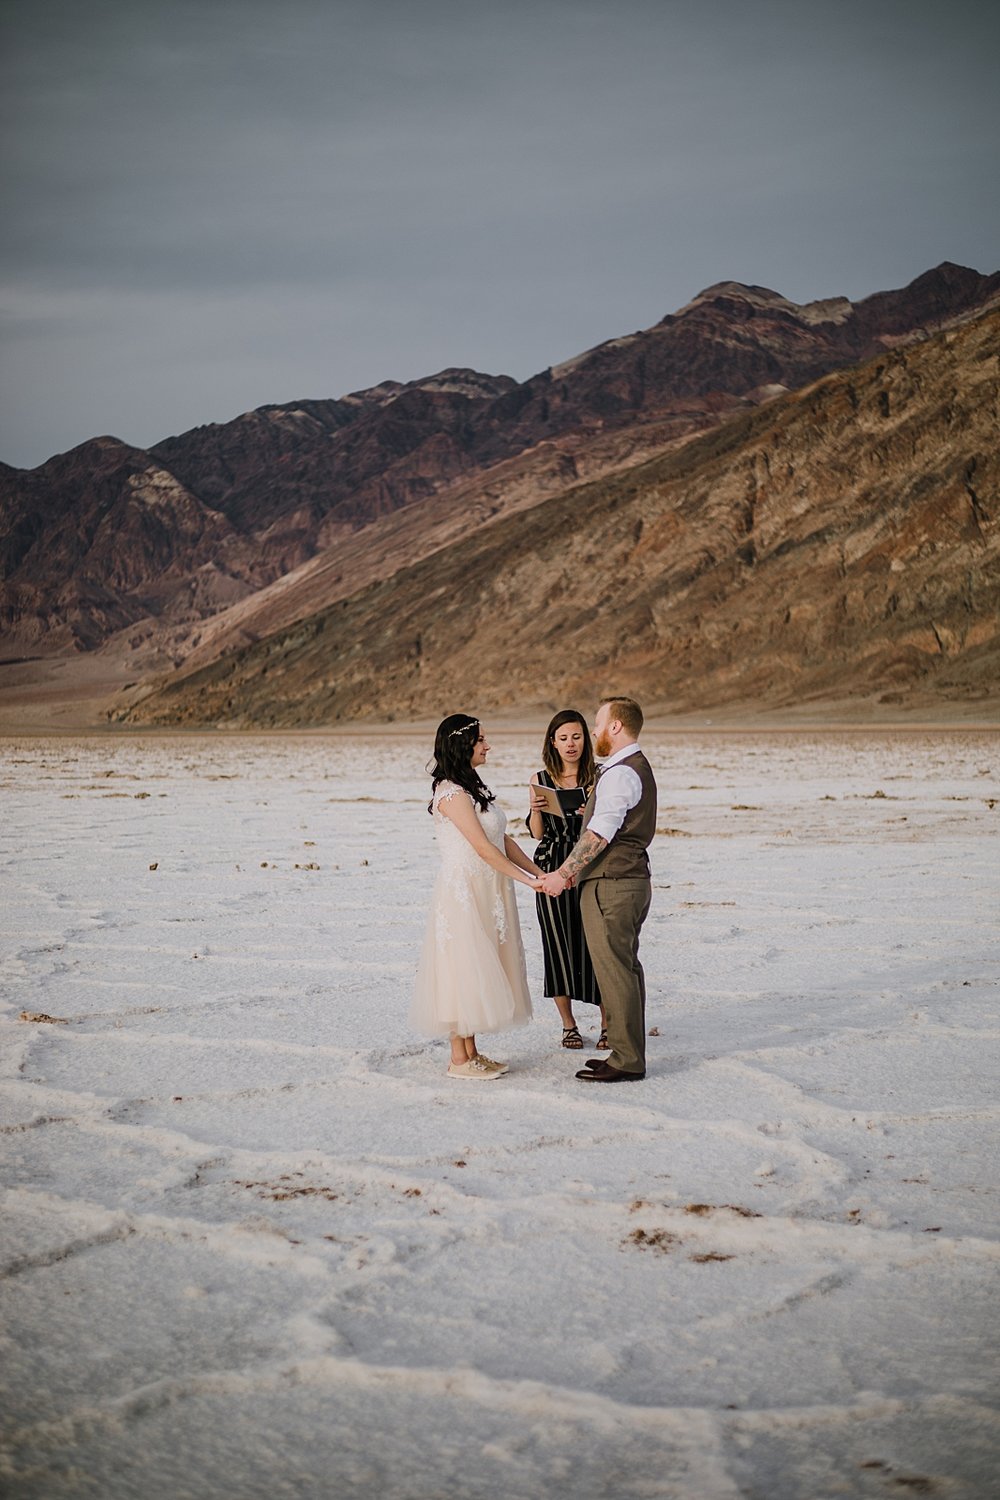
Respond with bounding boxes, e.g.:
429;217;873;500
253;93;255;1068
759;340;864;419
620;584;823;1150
1;729;998;1498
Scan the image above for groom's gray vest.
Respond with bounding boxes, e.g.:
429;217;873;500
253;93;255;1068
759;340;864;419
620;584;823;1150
580;750;657;882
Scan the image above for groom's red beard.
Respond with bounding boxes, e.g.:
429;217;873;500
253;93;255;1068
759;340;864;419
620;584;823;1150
594;731;612;758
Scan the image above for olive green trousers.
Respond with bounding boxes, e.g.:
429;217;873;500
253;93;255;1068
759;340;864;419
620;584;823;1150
580;876;652;1075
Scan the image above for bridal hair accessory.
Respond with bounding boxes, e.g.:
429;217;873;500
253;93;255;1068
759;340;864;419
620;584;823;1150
448;720;479;737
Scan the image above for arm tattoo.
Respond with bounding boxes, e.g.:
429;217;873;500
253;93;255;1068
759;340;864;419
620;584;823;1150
560;829;607;880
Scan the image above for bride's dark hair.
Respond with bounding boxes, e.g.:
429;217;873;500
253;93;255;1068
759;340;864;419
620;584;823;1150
428;713;495;813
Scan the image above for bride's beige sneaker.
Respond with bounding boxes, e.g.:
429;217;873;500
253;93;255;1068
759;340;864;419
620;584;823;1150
447;1057;504;1079
475;1054;509;1075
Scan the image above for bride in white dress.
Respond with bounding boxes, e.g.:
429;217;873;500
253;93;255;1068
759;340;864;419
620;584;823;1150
411;714;541;1079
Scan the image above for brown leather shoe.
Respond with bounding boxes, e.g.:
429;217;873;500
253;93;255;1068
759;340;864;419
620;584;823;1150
575;1062;645;1082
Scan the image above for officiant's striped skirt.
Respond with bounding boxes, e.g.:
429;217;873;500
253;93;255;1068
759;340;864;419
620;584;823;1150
535;878;601;1005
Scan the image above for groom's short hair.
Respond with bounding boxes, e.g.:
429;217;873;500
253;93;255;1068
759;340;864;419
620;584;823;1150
600;696;643;738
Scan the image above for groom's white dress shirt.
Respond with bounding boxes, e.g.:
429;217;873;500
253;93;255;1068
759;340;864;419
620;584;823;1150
587;742;643;845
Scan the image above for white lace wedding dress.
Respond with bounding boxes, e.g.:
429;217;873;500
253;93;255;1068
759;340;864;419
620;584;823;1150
410;781;533;1038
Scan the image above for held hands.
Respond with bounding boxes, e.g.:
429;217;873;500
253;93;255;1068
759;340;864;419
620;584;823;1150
538;870;568;898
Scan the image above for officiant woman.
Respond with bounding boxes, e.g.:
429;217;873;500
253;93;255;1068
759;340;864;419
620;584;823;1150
528;710;606;1050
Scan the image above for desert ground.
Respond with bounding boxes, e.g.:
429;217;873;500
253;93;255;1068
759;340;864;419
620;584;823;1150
2;728;998;1499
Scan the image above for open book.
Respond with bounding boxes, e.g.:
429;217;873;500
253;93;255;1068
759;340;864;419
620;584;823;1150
529;781;566;818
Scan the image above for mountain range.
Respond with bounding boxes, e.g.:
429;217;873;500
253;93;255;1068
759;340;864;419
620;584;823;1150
1;260;997;725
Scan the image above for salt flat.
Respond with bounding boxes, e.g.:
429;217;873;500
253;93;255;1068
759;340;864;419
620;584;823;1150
1;729;998;1500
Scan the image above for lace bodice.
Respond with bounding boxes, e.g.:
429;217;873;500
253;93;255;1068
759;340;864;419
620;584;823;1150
429;780;512;947
432;780;507;860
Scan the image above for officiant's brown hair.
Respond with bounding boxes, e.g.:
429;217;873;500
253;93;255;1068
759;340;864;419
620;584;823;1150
541;709;597;792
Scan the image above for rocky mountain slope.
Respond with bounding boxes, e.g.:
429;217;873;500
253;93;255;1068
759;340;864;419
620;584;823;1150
0;439;241;653
3;262;997;665
0;370;518;655
120;304;1000;726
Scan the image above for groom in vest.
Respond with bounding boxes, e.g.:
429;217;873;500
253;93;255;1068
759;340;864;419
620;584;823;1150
538;696;657;1082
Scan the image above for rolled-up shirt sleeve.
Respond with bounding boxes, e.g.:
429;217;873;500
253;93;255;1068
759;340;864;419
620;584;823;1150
587;765;643;844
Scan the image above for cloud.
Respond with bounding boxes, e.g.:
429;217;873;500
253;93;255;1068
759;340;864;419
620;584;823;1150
2;0;998;466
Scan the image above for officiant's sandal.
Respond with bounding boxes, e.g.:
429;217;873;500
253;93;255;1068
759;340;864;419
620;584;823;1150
561;1025;584;1049
596;1029;609;1050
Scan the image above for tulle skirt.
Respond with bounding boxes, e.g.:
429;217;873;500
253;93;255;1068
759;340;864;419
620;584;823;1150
411;865;533;1038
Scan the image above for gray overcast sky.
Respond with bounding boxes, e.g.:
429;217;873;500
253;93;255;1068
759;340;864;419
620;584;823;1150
2;0;998;469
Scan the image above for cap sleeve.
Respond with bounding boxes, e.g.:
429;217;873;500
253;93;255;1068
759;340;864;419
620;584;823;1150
432;780;469;811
